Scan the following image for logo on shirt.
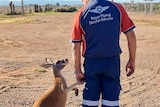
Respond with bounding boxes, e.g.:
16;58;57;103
90;5;110;14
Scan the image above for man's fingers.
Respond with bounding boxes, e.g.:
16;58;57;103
127;71;133;77
126;68;134;77
78;77;85;84
126;61;135;77
80;78;85;82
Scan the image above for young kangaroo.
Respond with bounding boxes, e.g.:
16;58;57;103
33;58;78;107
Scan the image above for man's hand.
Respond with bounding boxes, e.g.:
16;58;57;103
75;71;85;84
126;60;135;77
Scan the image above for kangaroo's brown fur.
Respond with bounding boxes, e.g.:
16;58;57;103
33;58;78;107
33;77;67;107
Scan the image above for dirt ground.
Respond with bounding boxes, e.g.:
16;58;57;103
0;12;160;107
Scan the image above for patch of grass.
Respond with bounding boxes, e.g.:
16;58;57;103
35;68;47;73
0;14;47;24
0;17;35;24
24;11;59;16
0;12;62;24
0;14;15;19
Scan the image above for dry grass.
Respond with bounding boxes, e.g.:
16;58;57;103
0;17;34;24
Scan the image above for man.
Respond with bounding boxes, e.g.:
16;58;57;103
71;0;136;107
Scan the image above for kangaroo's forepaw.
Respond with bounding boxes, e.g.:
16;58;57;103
72;87;79;96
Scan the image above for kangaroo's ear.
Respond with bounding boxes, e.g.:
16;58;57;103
45;58;53;63
38;58;54;68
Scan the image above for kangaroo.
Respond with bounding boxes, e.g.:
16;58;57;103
33;58;79;107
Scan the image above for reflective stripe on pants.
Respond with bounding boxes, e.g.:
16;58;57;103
83;100;99;106
102;99;119;106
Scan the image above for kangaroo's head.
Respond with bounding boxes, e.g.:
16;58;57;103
39;58;68;89
52;58;68;71
39;58;68;76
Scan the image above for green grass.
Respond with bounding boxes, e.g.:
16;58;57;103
0;14;15;19
24;11;58;16
0;11;70;24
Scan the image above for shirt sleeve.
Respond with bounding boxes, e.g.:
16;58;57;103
71;8;84;43
117;4;135;34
